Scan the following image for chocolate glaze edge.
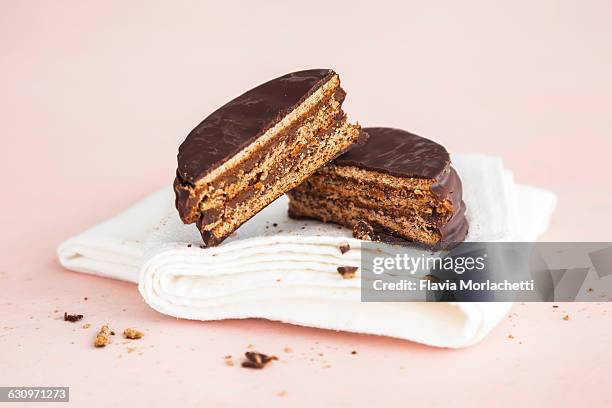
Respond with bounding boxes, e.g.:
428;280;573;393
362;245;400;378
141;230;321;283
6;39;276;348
333;127;450;180
177;69;337;184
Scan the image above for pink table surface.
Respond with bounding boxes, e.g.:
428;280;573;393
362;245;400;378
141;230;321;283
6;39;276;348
2;1;611;407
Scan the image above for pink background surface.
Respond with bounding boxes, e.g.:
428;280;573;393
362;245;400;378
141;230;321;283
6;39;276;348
1;1;611;406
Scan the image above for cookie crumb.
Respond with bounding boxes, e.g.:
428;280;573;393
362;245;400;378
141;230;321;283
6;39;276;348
94;325;111;347
278;390;288;397
241;351;278;369
338;242;351;254
123;328;144;339
127;347;136;354
337;266;358;279
82;323;91;329
563;314;570;321
224;355;235;366
508;334;514;339
283;347;293;353
352;220;379;241
64;312;83;322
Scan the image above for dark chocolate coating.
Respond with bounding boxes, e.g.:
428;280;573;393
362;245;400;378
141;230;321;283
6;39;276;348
334;127;449;179
177;69;335;183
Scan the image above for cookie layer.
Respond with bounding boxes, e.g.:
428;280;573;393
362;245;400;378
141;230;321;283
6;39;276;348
287;127;468;248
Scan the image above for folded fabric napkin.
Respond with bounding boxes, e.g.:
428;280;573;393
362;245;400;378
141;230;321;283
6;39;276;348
58;155;556;348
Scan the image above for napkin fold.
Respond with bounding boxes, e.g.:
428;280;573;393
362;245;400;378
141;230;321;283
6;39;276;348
58;155;556;348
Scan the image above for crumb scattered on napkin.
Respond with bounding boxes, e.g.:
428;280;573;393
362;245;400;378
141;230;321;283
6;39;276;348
338;242;351;254
337;266;358;279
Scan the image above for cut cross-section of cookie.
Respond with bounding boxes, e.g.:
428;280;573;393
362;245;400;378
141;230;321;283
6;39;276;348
174;69;363;246
287;127;468;249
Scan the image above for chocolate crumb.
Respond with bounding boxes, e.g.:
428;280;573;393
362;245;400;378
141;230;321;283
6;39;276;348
273;223;278;227
84;297;88;301
64;312;83;322
352;220;379;241
94;325;111;347
587;287;593;292
338;242;351;254
337;266;358;279
552;305;559;308
563;314;570;321
110;331;116;336
351;350;357;355
241;351;278;369
187;244;192;248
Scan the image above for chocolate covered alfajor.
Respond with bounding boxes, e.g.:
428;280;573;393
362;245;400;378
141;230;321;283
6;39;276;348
287;127;468;249
174;69;362;246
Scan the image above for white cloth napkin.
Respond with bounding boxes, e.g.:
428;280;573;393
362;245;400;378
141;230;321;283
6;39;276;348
58;155;556;348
